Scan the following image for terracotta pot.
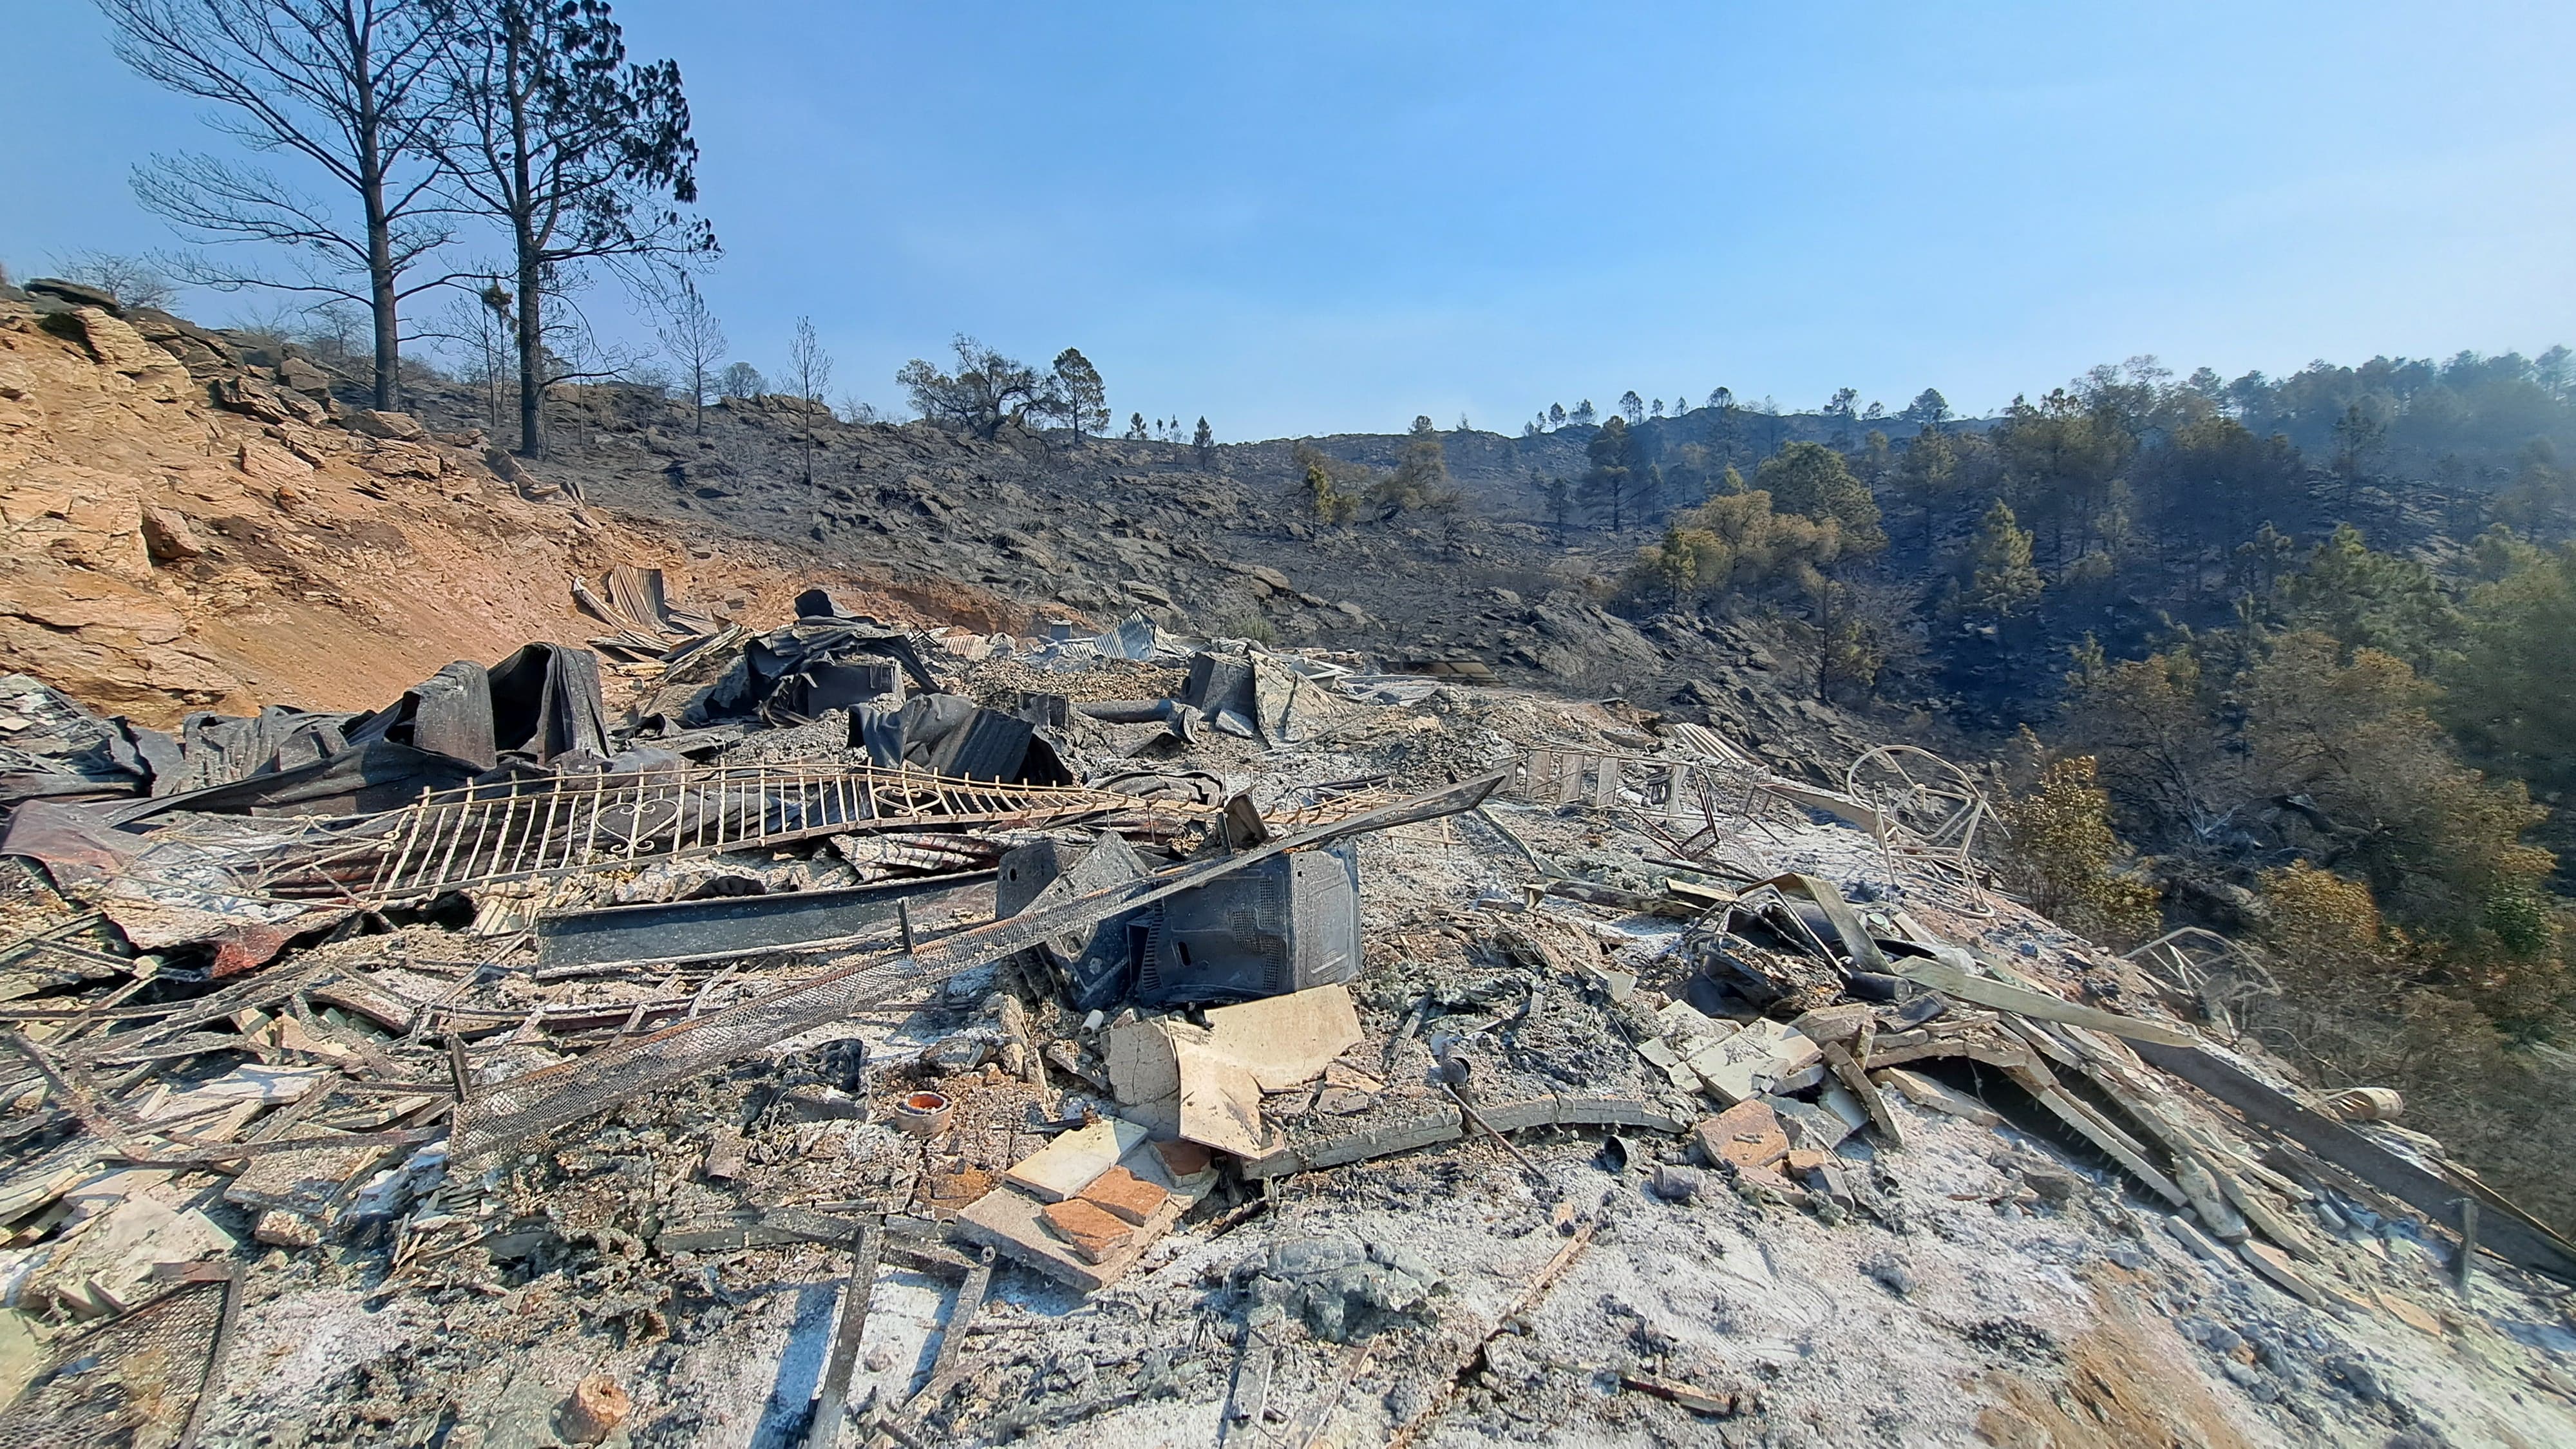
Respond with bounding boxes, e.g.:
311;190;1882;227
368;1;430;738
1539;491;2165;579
890;1089;954;1138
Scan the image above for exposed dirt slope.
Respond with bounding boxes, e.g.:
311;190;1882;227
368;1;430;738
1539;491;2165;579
0;300;1019;727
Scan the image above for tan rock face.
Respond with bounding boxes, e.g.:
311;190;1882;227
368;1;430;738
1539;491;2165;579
67;307;190;402
350;408;426;440
237;439;314;488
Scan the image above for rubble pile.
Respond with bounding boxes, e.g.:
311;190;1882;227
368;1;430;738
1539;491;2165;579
2;602;2574;1448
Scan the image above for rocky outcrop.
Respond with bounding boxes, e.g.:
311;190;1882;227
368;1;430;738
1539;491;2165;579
0;299;1001;726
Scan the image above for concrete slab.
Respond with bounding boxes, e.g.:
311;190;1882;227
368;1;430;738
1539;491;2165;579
1685;1020;1822;1104
1172;1039;1269;1157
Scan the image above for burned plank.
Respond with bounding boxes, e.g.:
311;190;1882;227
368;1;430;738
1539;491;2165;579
2130;1039;2576;1283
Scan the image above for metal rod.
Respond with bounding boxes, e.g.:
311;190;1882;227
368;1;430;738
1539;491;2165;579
2458;1197;2479;1294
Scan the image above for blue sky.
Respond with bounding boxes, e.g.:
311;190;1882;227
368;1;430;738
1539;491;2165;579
7;1;2574;439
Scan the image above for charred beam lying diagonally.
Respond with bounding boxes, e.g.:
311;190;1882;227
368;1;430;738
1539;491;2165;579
2129;1039;2576;1283
447;772;1508;1162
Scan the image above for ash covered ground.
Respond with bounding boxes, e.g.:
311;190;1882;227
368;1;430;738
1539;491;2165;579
6;619;2572;1449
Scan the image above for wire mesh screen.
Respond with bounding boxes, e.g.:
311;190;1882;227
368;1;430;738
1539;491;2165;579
0;1276;233;1449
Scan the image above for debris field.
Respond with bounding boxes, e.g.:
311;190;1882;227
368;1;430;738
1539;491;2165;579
3;592;2575;1449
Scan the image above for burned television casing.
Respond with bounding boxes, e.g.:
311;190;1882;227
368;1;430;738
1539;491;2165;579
997;834;1364;1009
1136;840;1362;1005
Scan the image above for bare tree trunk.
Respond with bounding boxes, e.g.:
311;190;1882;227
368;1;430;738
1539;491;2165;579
368;201;400;409
352;15;399;410
516;254;543;457
509;35;543;459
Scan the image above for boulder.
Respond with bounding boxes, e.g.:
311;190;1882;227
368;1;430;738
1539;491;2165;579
351;408;426;440
24;278;121;312
276;354;334;396
65;308;188;399
140;505;204;564
366;439;444;479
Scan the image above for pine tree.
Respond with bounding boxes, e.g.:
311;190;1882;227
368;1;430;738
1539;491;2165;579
1048;348;1109;441
1965;499;2042;620
438;0;714;455
1754;442;1884;553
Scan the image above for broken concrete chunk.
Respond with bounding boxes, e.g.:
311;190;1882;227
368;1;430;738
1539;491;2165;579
1637;1036;1698;1091
1039;1196;1137;1264
703;1128;746;1180
1200;985;1365;1092
1002;1116;1153;1202
253;1208;324;1249
1788;1002;1873;1046
1694;1100;1789;1173
1768;1095;1857;1152
1104;1016;1184;1113
2163;1213;2232;1264
1171;1038;1269;1157
1685;1019;1822;1105
223;1136;379;1215
1105;987;1360;1157
1077;1164;1170;1227
2238;1238;2328;1307
1656;999;1736;1043
925;1034;994;1073
1586;960;1639;1002
1819;1082;1870;1133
